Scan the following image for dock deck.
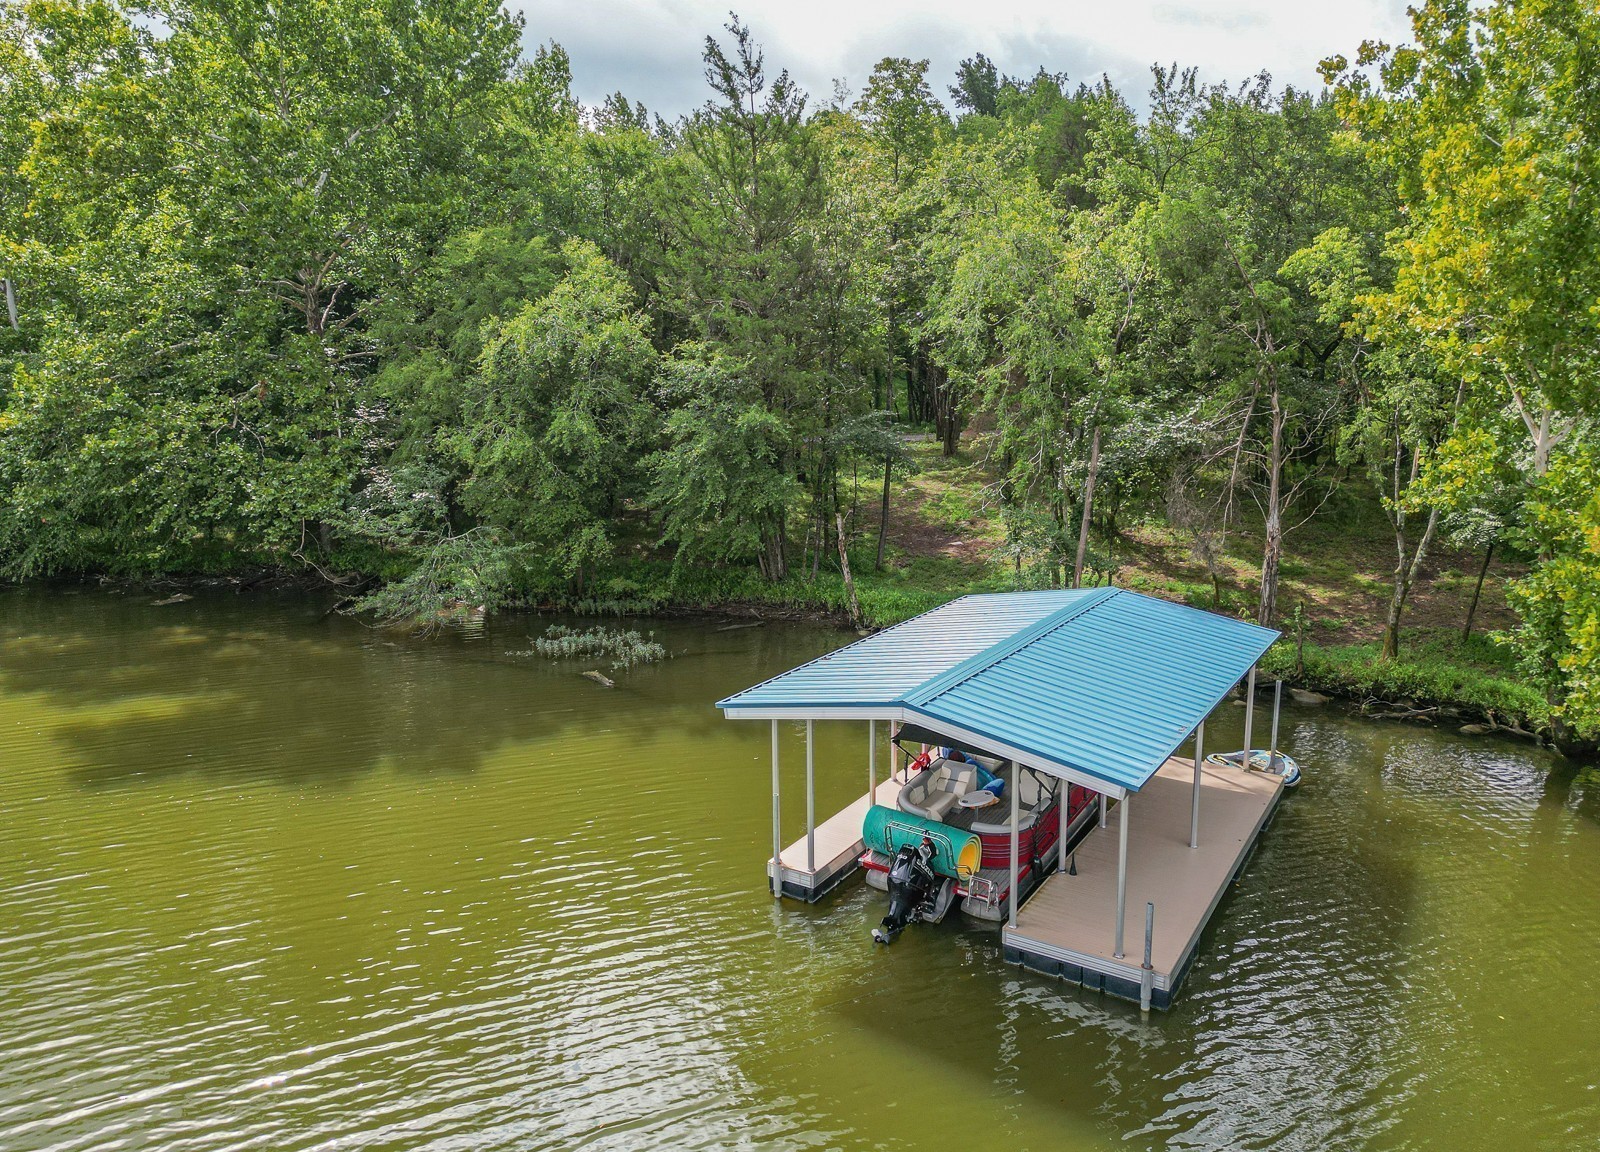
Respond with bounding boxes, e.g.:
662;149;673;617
1004;756;1283;1008
770;776;904;900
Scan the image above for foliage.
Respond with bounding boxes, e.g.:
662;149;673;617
3;3;1597;740
1328;0;1600;740
646;348;799;576
1504;451;1600;736
1258;633;1549;732
516;625;668;669
445;239;657;579
349;529;526;628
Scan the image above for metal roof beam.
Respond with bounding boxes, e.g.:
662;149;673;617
721;703;1129;798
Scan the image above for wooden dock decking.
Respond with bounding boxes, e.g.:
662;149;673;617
770;776;904;900
1004;756;1283;1009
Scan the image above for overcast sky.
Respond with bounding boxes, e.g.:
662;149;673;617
512;0;1415;118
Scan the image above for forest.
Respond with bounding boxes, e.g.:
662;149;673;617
2;0;1598;748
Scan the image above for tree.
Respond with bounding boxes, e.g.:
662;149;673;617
995;67;1113;207
916;134;1054;462
1411;426;1521;642
443;241;657;585
648;347;799;577
1333;320;1460;660
1145;80;1384;624
651;16;830;579
1329;0;1600;742
852;57;944;559
0;0;525;577
949;53;1000;118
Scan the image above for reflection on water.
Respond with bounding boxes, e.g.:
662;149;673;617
1;586;1596;1151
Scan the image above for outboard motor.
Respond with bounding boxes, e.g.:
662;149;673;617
872;836;941;944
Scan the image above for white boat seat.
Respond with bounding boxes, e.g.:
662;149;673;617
897;758;979;822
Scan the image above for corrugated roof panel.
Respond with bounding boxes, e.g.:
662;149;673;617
715;590;1097;710
716;587;1279;794
912;591;1279;791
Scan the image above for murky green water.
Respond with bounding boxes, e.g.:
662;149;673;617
1;586;1597;1151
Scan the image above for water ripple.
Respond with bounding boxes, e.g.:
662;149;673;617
1;591;1598;1150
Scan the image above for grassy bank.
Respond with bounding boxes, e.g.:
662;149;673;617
525;554;1545;733
1259;631;1547;731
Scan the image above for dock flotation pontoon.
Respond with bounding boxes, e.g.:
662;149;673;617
716;587;1295;1010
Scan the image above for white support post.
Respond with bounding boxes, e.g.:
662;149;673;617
1243;666;1258;755
1099;792;1108;829
1058;783;1069;873
1113;795;1130;959
805;719;815;874
1270;680;1283;766
868;719;876;800
1140;902;1155;1013
893;729;903;782
771;719;782;899
1008;762;1021;929
1189;720;1205;850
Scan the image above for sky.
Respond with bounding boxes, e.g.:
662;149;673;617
512;0;1416;118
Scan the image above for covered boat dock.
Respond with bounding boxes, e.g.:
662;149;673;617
716;587;1283;1009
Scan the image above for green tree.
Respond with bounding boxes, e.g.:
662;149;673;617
850;56;944;558
1329;0;1600;742
648;347;800;576
948;53;999;118
652;17;846;579
1146;80;1384;624
444;240;657;585
0;0;525;576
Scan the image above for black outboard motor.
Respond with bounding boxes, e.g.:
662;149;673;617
872;836;939;944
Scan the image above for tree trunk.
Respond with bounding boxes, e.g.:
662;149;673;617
1073;426;1100;589
1258;379;1284;627
1462;541;1494;643
1380;505;1440;660
836;514;864;631
931;363;959;457
1103;499;1118;585
907;355;930;424
1380;551;1407;661
1381;435;1412;661
876;452;892;570
760;520;787;582
1369;438;1446;656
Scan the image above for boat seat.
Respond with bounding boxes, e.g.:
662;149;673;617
897;758;978;822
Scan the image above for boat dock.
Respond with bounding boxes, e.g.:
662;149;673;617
719;587;1288;1011
1006;756;1283;1008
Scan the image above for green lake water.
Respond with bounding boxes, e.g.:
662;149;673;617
1;586;1598;1151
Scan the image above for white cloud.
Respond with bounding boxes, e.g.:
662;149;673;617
513;0;1415;117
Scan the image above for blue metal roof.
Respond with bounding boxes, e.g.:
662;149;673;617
716;589;1099;710
717;588;1280;794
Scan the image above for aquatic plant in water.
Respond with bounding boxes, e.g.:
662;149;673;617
509;625;668;670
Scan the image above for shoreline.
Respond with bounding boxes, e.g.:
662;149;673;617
34;566;1574;757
